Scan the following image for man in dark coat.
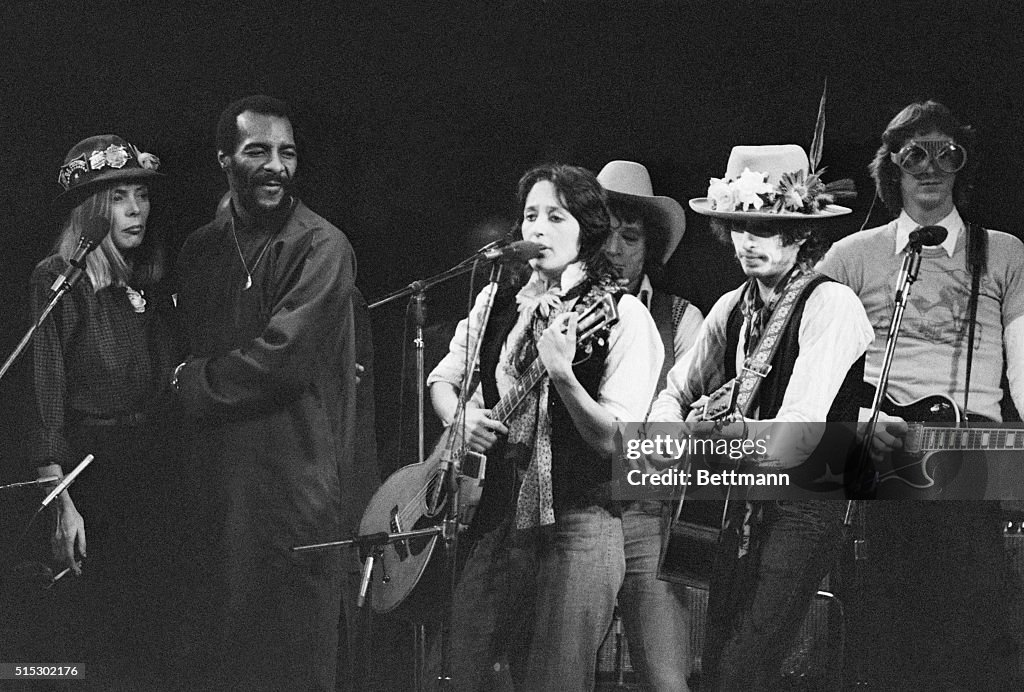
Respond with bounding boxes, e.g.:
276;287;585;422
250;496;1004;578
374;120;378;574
174;95;358;691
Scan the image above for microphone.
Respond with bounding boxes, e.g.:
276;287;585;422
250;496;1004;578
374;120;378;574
908;225;948;249
40;454;94;509
50;216;110;293
479;240;543;262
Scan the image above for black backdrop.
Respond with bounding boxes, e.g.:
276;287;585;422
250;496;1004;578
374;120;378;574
2;0;1023;487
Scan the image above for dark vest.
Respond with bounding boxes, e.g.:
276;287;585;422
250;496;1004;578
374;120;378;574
648;289;691;393
473;281;620;533
724;276;865;480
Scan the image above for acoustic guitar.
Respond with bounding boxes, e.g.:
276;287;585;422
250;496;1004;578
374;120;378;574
359;293;619;612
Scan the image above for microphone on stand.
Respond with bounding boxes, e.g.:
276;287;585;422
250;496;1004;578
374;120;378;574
908;225;948;249
50;216;110;294
477;240;543;262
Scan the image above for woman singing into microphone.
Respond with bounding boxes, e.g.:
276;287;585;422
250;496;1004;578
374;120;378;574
427;164;662;690
28;135;181;680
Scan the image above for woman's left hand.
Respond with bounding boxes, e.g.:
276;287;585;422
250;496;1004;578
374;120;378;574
537;312;578;383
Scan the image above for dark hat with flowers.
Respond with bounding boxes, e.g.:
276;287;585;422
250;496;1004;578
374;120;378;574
54;134;162;211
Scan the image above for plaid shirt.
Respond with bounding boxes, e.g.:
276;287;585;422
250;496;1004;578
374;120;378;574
29;254;179;468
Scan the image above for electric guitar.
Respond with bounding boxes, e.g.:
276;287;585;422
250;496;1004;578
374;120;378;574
359;293;619;612
873;392;1024;498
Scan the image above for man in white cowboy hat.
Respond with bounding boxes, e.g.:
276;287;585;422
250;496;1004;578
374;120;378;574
648;144;872;689
819;100;1024;688
597;159;702;691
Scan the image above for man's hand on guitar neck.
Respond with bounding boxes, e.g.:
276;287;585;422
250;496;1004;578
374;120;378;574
861;410;909;461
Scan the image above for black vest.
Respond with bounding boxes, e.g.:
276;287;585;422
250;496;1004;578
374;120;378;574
473;281;620;533
724;276;865;481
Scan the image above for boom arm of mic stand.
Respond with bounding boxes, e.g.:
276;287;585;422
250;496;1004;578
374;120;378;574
844;247;923;524
367;260;483;311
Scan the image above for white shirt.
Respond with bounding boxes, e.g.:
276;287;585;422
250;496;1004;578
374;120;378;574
429;266;663;423
648;278;873;466
894;207;964;258
636;274;705;364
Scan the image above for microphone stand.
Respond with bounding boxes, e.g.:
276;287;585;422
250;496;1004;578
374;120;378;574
845;242;924;519
367;257;508;691
842;241;925;689
0;272;84;383
434;261;503;691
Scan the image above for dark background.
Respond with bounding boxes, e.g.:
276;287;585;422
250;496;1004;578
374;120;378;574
2;0;1023;507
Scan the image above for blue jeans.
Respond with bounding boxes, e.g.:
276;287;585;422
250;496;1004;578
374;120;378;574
706;500;843;691
443;505;625;691
618;500;691;691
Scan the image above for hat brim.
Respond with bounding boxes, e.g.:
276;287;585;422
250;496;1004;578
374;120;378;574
606;190;687;264
53;167;163;212
688;197;851;221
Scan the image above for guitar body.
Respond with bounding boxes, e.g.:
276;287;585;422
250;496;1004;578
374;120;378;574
358;428;486;613
875;392;1000;499
658;376;742;589
359;453;441;613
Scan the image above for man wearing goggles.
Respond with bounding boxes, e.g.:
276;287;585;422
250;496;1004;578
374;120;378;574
820;101;1024;688
889;136;967;175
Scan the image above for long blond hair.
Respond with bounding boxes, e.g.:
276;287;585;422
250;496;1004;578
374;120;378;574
54;186;165;291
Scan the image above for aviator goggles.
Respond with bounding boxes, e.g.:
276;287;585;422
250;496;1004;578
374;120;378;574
890;137;967;175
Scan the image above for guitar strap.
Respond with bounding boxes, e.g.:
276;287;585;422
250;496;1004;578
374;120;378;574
732;269;822;418
963;222;987;421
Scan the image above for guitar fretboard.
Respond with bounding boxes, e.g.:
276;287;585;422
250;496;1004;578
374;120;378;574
918;426;1024;452
493;360;547;422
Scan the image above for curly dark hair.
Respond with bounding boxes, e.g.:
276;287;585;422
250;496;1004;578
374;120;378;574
605;191;670;285
513;164;616;284
709;217;832;269
869;100;977;216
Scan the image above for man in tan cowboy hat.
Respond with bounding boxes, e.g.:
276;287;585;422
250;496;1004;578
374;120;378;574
648;144;871;689
597;160;702;691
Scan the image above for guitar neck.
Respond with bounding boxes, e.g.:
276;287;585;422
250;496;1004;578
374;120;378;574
918;425;1024;452
492;360;547;422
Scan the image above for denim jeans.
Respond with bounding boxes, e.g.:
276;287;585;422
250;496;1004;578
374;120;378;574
705;500;843;691
442;505;625;691
618;500;691;691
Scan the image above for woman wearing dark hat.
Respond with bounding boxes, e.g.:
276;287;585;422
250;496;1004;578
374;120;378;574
29;134;182;681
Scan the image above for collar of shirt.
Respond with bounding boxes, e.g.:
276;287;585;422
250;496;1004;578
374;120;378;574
894;207;963;258
637;274;653;308
515;261;587;311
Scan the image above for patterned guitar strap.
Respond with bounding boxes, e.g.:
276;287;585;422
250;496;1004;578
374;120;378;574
724;268;820;558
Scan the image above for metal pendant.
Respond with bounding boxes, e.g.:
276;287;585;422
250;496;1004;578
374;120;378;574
243;274;252;290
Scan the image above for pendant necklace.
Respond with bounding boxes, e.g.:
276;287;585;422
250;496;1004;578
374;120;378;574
229;216;275;290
